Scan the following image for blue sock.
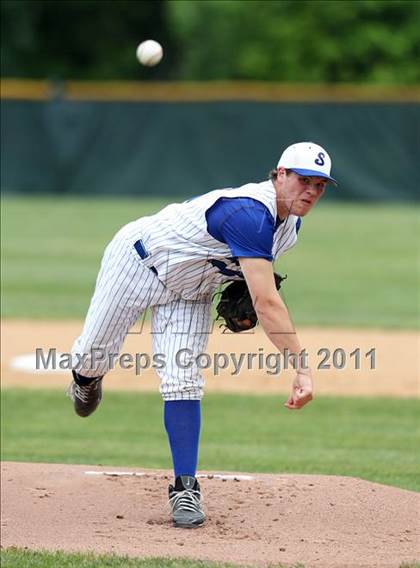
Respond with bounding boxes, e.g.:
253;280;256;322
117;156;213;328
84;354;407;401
164;400;201;479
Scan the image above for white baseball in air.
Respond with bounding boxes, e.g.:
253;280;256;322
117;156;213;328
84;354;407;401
136;40;163;67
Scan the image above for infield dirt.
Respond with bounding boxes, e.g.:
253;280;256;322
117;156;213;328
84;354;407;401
1;320;419;397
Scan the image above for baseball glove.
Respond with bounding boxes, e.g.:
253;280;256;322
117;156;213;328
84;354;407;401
215;272;286;333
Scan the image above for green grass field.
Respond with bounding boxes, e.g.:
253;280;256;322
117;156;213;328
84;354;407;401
1;549;418;568
0;549;304;568
2;390;419;491
1;196;419;327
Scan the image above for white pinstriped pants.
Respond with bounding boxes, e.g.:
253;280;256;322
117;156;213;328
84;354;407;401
71;226;213;400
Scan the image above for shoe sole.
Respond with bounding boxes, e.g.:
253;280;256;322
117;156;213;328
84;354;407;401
75;407;99;418
173;518;205;529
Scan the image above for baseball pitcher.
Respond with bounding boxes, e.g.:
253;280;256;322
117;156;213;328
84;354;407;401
68;141;337;527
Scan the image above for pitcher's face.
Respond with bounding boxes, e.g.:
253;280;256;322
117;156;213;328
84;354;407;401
276;169;326;217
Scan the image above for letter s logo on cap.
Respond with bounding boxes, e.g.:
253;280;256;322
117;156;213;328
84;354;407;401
315;152;325;166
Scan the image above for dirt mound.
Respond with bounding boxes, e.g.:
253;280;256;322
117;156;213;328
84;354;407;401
1;462;418;567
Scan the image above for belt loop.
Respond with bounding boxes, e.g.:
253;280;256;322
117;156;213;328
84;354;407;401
134;239;158;276
134;239;149;260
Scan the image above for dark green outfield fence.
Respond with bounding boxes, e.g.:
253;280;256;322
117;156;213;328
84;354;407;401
1;81;419;201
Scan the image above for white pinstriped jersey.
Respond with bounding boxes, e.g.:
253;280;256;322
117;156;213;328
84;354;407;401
117;180;300;299
73;179;301;398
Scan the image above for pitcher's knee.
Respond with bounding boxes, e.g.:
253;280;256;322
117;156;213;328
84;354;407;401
160;382;204;401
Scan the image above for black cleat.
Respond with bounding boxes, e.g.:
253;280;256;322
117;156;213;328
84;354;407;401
67;372;103;417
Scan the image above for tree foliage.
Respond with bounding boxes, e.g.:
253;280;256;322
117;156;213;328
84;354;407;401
1;0;419;83
1;0;178;79
168;0;420;83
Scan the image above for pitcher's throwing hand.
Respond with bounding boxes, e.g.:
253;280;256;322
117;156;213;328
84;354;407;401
284;372;314;410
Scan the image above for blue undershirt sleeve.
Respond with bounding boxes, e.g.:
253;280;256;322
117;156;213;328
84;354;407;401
205;197;275;260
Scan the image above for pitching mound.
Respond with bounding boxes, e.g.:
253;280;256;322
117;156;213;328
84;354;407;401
1;462;419;567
